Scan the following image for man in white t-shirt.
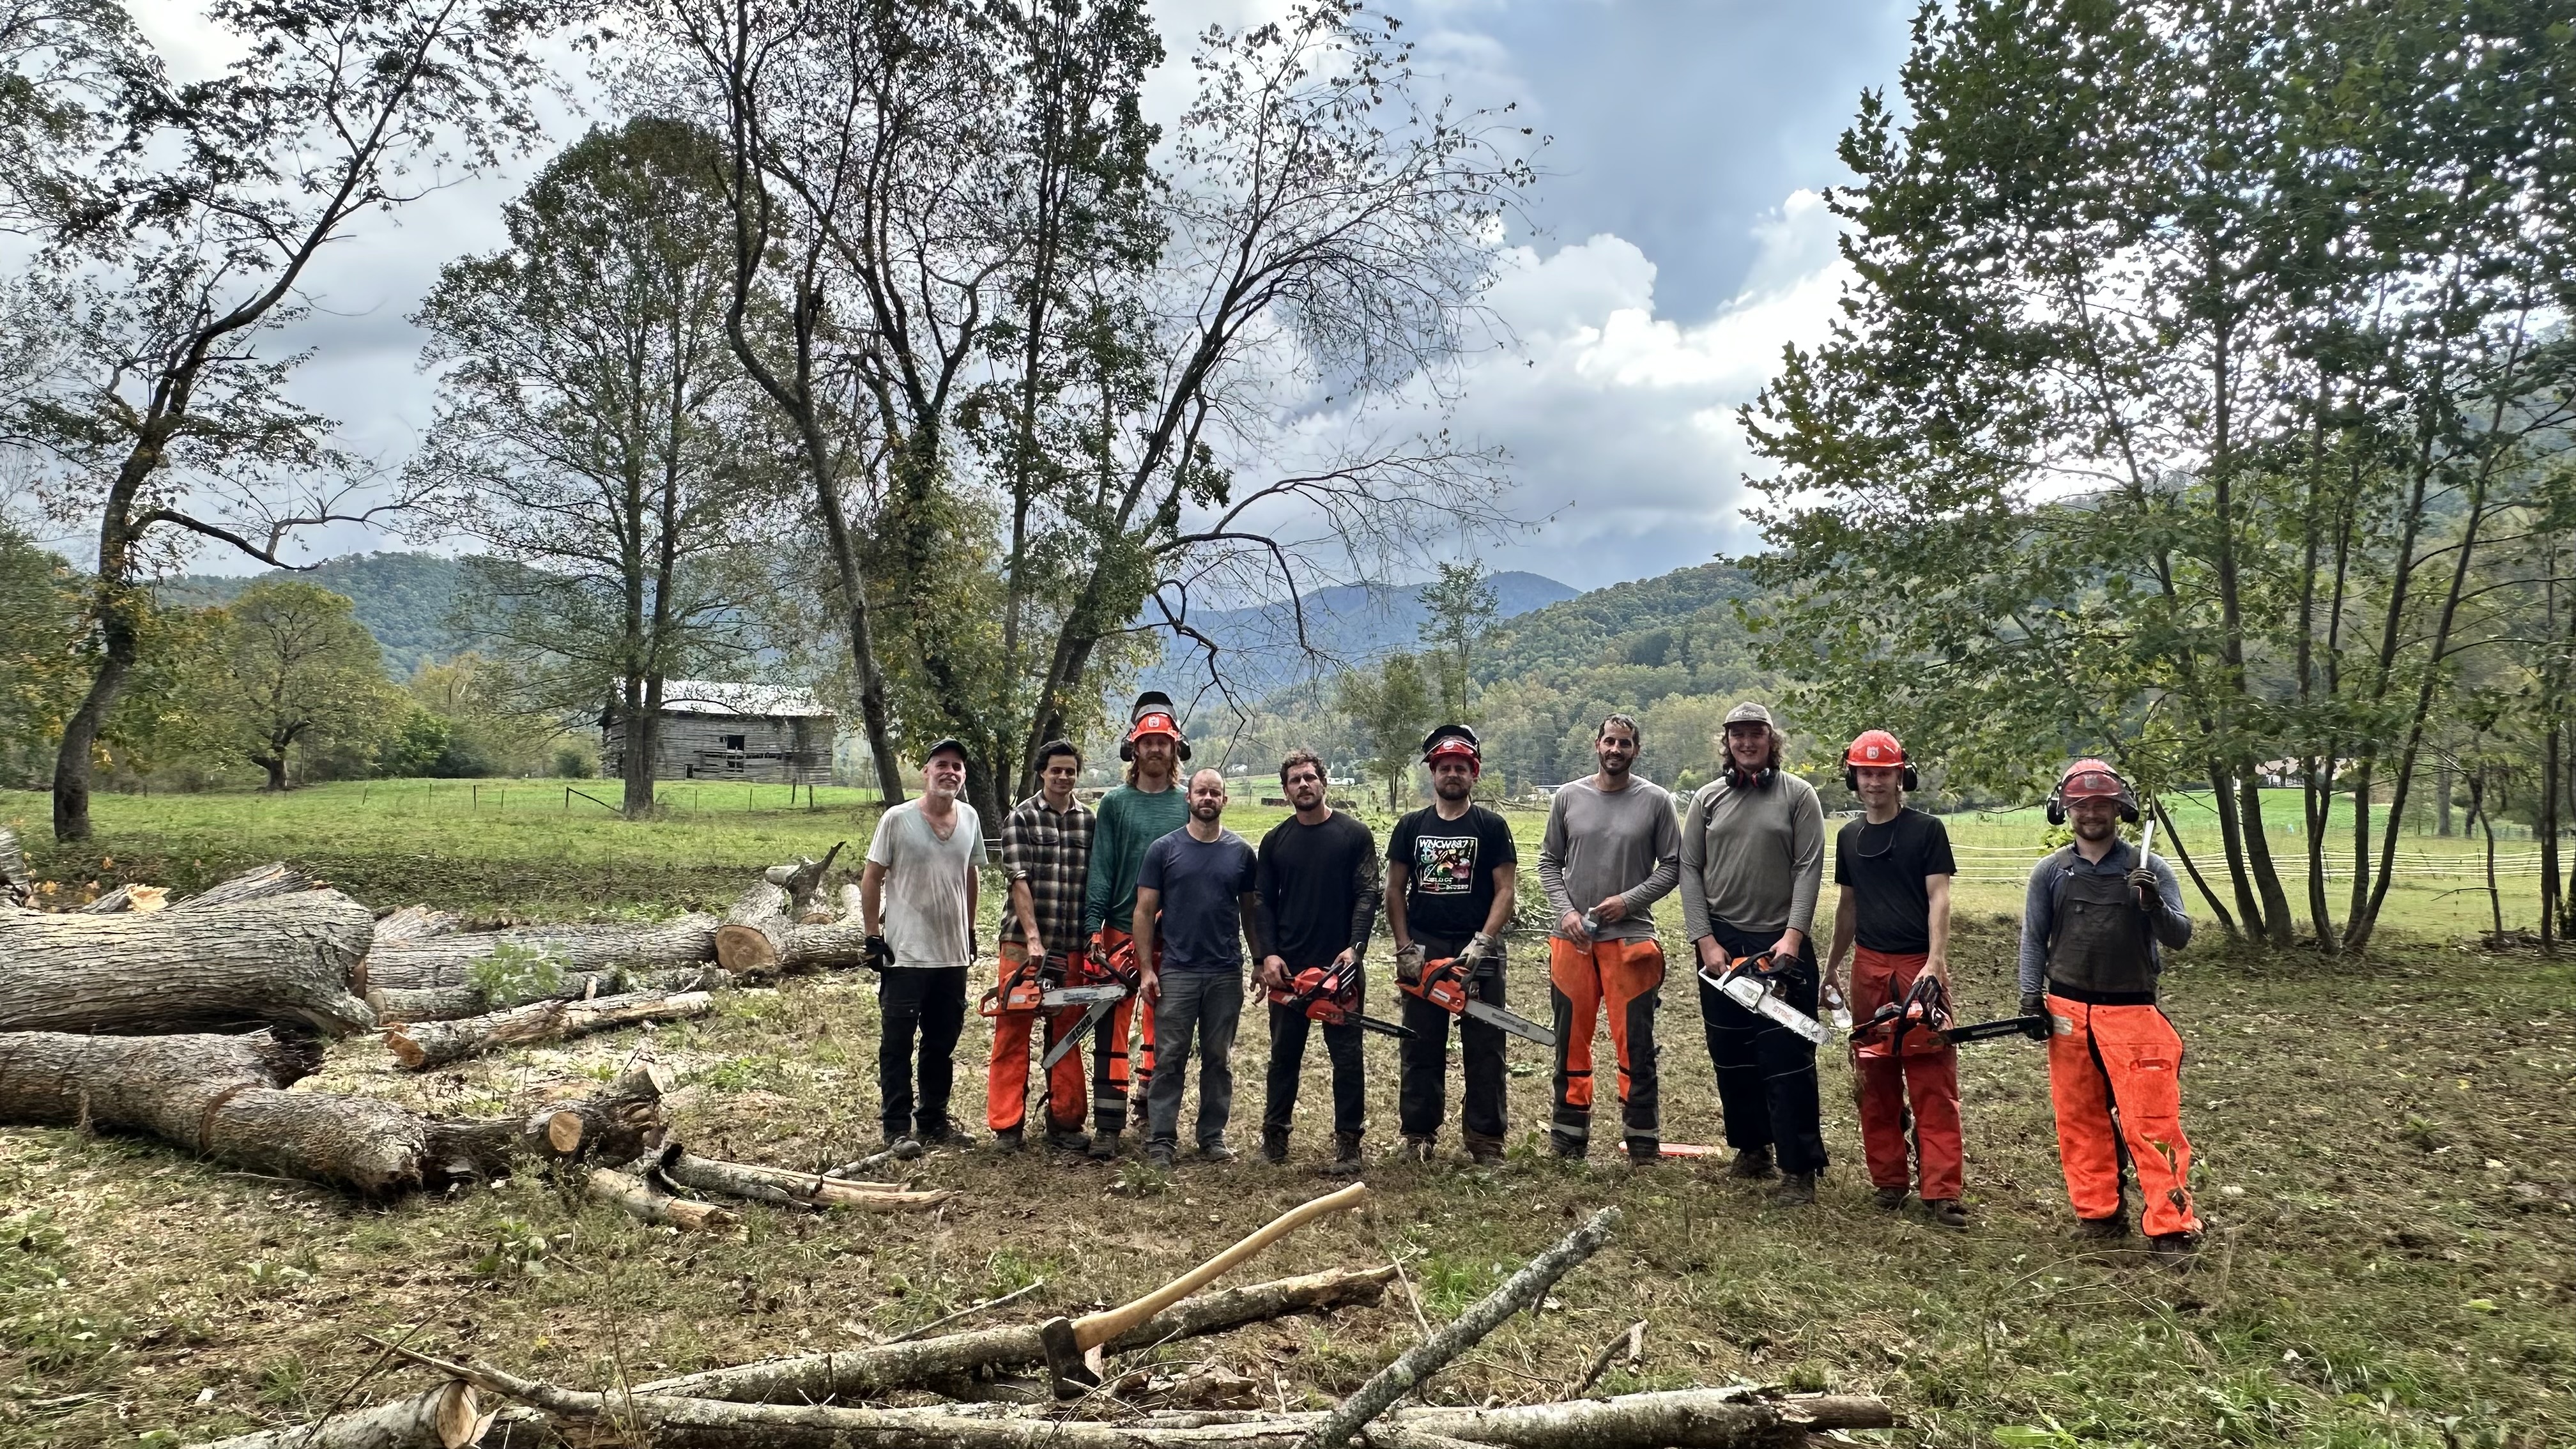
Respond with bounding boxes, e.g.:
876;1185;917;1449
862;738;986;1150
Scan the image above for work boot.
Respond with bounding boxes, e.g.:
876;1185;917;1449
2149;1231;2200;1261
1926;1198;1969;1230
918;1118;974;1148
1321;1133;1365;1177
1045;1129;1092;1154
992;1126;1025;1154
1549;1132;1588;1161
1464;1134;1505;1167
1728;1145;1777;1181
1087;1130;1121;1162
1624;1138;1662;1165
1394;1136;1436;1164
2072;1211;2131;1241
1198;1142;1239;1163
1145;1142;1176;1170
882;1130;922;1156
1772;1171;1817;1207
1261;1126;1291;1165
1873;1186;1908;1211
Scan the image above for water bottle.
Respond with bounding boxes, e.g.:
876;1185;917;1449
1578;907;1602;939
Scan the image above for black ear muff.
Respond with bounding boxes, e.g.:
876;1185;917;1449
1903;763;1920;791
2044;783;2067;826
1843;767;1859;793
1177;740;1192;762
1119;740;1135;763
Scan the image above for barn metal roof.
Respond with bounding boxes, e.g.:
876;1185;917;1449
656;680;835;719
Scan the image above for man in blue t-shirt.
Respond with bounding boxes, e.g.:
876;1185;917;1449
1132;768;1266;1169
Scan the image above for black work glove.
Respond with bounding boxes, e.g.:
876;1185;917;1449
863;934;894;971
2018;991;2048;1039
2126;866;2163;913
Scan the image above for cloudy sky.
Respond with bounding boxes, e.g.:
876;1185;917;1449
135;0;1914;592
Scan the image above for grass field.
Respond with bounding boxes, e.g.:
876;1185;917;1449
2;782;2571;1448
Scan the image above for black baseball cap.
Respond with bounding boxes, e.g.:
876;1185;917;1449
923;738;969;765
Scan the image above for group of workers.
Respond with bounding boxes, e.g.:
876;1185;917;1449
854;693;2204;1257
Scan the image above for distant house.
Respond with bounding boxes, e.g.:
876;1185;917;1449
602;680;834;785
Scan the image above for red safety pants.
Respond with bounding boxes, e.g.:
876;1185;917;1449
1849;947;1963;1201
1548;936;1664;1153
2046;993;2200;1237
1090;926;1158;1136
986;942;1091;1135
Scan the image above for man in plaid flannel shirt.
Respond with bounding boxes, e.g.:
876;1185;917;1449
987;739;1097;1151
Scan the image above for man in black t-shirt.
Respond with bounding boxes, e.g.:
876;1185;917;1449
1256;749;1381;1174
1821;730;1966;1227
1386;724;1519;1164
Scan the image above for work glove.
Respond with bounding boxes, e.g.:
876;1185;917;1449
1394;942;1427;983
2018;991;2048;1039
863;934;894;972
1459;931;1499;970
2126;866;2163;913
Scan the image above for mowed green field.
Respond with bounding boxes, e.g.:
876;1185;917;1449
1;780;2570;1448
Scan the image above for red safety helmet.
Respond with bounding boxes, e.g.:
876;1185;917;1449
1842;729;1917;792
2048;757;2138;824
1420;723;1482;777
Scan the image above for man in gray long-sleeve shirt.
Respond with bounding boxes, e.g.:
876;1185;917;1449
1678;702;1829;1202
1537;712;1681;1161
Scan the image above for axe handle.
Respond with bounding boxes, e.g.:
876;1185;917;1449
1071;1181;1369;1349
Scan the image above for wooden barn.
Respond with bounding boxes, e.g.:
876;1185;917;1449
601;680;835;785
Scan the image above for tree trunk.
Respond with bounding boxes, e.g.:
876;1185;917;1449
51;574;143;843
362;916;719;993
259;753;290;792
2233;772;2294;947
0;1033;666;1194
622;693;659;820
183;1382;484;1449
373;905;459;944
0;889;375;1036
180;862;324;909
586;1167;736;1230
2435;762;2454;836
383;988;716;1070
716;882;793;972
2148;799;2238;940
636;1266;1402;1404
0;827;31;905
369;964;726;1025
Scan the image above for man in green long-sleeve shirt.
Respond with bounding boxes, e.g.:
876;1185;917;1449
1079;693;1194;1158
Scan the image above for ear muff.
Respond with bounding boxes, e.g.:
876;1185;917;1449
1843;757;1920;793
1727;758;1776;789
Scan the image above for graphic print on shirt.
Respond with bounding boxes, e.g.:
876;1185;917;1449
1413;834;1479;895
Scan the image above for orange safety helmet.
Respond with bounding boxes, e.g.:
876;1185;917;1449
2047;757;2138;824
1119;690;1190;763
1421;723;1482;776
1843;729;1917;792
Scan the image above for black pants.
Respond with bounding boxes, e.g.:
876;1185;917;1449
1397;931;1507;1147
1697;920;1827;1174
1262;967;1365;1138
878;967;967;1137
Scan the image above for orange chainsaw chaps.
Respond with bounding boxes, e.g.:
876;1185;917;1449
2046;993;2200;1238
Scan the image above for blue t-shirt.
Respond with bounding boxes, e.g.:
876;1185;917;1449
1138;827;1258;971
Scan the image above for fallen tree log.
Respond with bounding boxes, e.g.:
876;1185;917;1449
383;1345;1889;1449
77;883;167;914
634;1266;1399;1404
714;882;792;972
362;916;719;993
374;905;459;943
587;1167;735;1230
369;965;728;1025
176;862;323;910
184;1381;484;1449
0;1032;667;1194
0;827;28;907
646;1144;954;1211
0;888;375;1036
383;988;714;1070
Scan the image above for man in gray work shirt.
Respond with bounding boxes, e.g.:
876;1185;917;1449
1538;712;1682;1162
1680;702;1828;1204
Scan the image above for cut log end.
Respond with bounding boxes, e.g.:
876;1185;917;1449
713;922;783;972
545;1110;585;1154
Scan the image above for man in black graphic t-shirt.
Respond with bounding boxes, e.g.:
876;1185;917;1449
1385;724;1519;1163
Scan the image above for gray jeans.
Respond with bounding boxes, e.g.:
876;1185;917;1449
1146;969;1245;1150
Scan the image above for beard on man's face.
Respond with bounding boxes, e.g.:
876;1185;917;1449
1434;774;1471;801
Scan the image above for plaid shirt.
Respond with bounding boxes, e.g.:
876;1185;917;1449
999;790;1094;957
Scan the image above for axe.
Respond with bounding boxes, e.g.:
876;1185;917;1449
1033;1181;1369;1397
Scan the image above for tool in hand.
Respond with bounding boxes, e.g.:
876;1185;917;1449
1268;960;1411;1038
1033;1182;1370;1396
1699;949;1832;1045
1041;939;1138;1071
2135;808;2159;909
1399;955;1556;1048
1851;974;2044;1048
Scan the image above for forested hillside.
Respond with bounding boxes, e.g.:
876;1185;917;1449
158;553;474;678
1138;571;1575;700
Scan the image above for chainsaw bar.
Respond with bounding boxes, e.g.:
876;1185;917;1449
1042;985;1128;1008
1464;999;1556;1047
1942;1014;2048;1045
1041;996;1121;1070
1713;967;1832;1045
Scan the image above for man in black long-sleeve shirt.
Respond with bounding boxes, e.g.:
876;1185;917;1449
1256;748;1380;1175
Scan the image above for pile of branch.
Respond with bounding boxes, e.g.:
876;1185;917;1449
0;1032;668;1194
209;1199;1893;1449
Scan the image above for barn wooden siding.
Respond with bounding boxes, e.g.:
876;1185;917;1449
602;712;834;785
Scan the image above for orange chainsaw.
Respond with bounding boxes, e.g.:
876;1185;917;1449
1038;938;1140;1070
1268;960;1411;1038
1399;954;1554;1048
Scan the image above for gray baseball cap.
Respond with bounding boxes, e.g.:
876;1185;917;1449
1723;701;1775;728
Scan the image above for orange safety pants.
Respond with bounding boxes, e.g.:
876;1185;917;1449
1091;926;1158;1136
1850;947;1963;1201
2046;993;2200;1237
1548;935;1664;1154
986;942;1091;1135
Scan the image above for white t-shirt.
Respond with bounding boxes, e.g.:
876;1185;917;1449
866;799;986;968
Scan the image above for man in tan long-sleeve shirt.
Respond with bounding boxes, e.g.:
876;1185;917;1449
1538;712;1681;1162
1680;701;1827;1204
